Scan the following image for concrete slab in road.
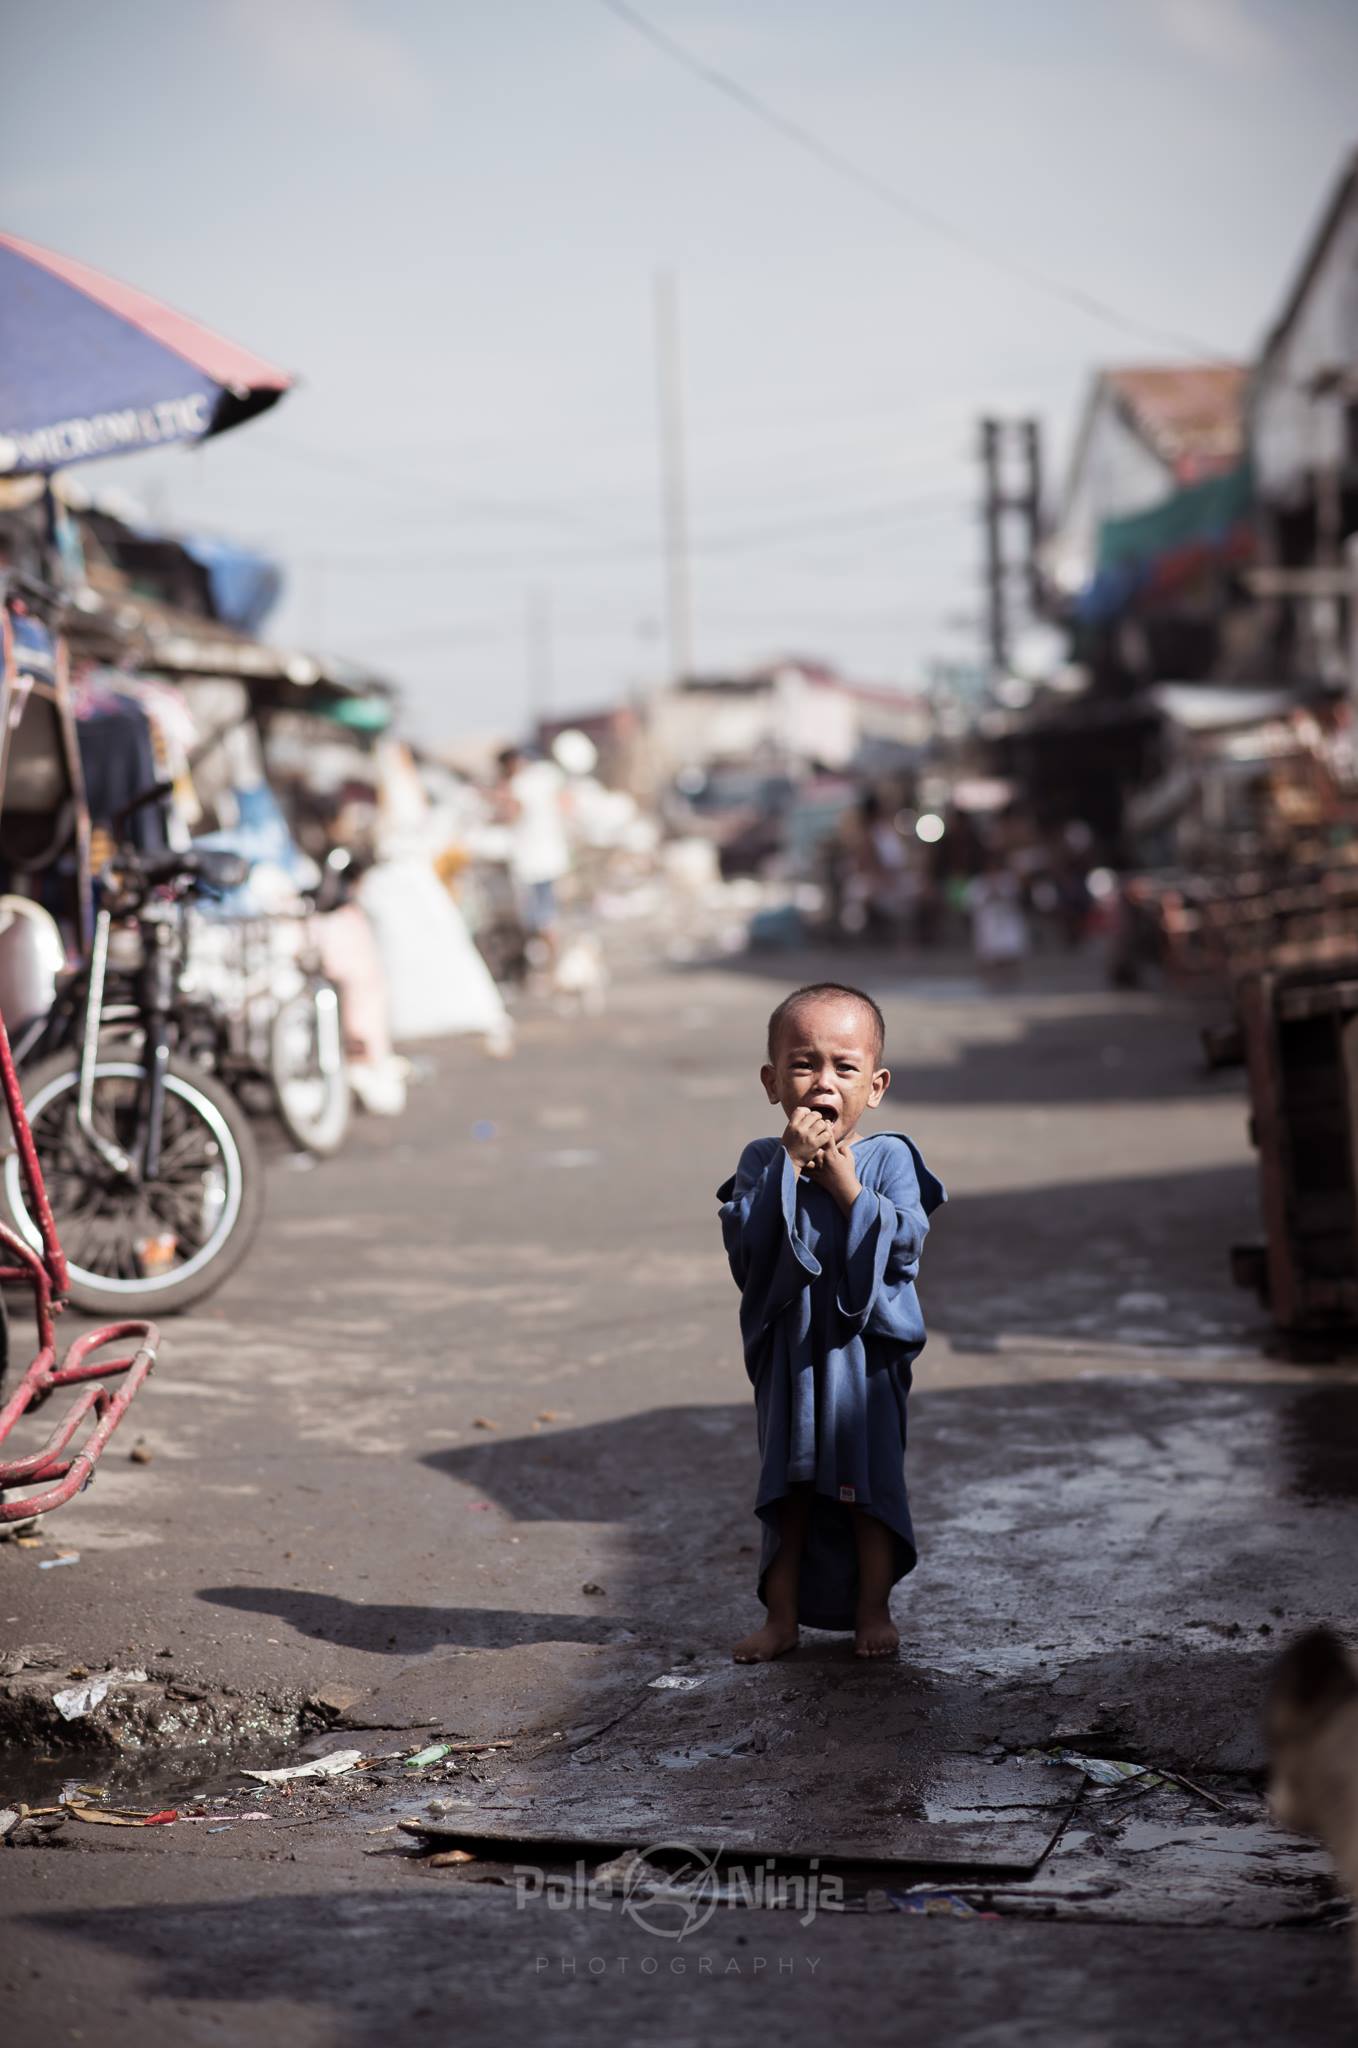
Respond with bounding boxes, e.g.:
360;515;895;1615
401;1655;1084;1867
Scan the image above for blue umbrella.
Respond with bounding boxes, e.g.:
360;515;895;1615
0;230;292;477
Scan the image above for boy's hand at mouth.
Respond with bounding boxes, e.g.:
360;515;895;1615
781;1106;836;1170
806;1136;863;1214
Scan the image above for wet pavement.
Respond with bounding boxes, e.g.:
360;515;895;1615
1;950;1355;2044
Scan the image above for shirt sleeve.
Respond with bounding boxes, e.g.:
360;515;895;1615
835;1138;939;1341
717;1140;821;1341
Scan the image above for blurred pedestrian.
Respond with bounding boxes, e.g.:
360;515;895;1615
967;851;1028;986
494;746;571;971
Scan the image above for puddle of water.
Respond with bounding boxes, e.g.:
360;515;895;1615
0;1741;292;1812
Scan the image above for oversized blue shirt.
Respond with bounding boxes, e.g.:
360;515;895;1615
717;1131;944;1631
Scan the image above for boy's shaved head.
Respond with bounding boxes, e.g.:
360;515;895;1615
767;982;886;1064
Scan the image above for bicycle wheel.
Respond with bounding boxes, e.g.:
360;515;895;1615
2;1051;263;1316
270;979;351;1157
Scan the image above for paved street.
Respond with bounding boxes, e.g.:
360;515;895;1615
2;950;1356;2044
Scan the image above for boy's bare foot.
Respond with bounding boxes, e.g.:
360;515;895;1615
732;1620;800;1663
854;1609;899;1658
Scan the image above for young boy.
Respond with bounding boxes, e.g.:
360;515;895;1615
717;982;944;1662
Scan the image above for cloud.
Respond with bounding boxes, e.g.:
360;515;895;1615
1152;0;1278;71
226;0;433;122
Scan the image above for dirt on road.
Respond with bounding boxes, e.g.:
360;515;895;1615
2;954;1355;2045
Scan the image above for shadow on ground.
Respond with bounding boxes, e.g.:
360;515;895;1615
198;1379;1358;1774
15;1886;1356;2048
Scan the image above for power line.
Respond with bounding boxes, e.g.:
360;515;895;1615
294;488;964;577
596;0;1229;360
346;598;951;654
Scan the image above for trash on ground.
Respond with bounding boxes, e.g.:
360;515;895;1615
53;1678;110;1720
67;1805;177;1827
37;1553;80;1569
649;1672;706;1691
0;1809;18;1839
1160;1769;1231;1812
404;1742;453;1770
1044;1749;1170;1790
242;1748;367;1785
884;1887;995;1919
427;1848;477;1868
581;1582;606;1596
52;1667;149;1721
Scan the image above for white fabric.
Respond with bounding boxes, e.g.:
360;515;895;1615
359;857;511;1045
507;760;570;885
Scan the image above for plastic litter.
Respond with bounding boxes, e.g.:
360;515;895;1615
649;1672;706;1691
0;1808;18;1838
884;1887;995;1919
242;1748;367;1785
1045;1750;1169;1790
53;1678;109;1720
37;1553;80;1569
404;1743;453;1770
52;1667;148;1721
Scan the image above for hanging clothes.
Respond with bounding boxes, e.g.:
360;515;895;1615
75;699;166;855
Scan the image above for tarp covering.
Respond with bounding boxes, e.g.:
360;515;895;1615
179;535;283;634
1077;463;1254;624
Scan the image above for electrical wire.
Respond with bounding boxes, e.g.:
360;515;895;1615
596;0;1230;360
293;488;964;577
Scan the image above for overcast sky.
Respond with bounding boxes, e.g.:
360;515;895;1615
7;0;1357;741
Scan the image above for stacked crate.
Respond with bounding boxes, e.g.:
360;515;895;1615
1235;960;1358;1336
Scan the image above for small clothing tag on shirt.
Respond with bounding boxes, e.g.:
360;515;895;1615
838;1485;856;1503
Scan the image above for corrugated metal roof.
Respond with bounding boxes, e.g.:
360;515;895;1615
1104;364;1247;480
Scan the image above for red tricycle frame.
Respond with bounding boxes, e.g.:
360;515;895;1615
0;594;158;1522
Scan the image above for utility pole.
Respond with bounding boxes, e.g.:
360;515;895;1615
1021;417;1044;613
654;270;695;684
978;415;1045;677
980;418;1006;675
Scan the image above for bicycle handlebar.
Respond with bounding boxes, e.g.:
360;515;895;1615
105;845;252;902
